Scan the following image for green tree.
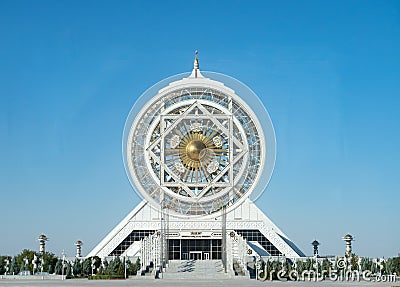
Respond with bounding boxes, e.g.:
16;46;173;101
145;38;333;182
97;265;104;275
82;258;91;276
9;256;19;275
135;258;141;273
304;258;313;270
73;259;82;276
128;258;140;275
92;256;101;274
15;249;37;273
281;259;291;273
117;261;124;276
65;261;72;277
113;257;122;275
125;259;131;275
105;259;113;275
55;259;62;275
350;254;358;270
0;256;11;274
361;257;371;271
321;258;331;273
296;260;304;274
386;258;395;274
392;256;400;274
371;260;378;274
264;260;272;279
102;259;109;275
43;252;58;274
106;257;121;275
270;260;280;280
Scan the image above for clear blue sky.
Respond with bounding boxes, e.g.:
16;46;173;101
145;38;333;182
1;0;399;258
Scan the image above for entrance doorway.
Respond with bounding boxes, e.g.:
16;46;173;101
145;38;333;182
189;251;202;260
168;239;222;260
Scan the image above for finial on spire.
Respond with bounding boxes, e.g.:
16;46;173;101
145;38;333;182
189;50;203;79
194;50;199;77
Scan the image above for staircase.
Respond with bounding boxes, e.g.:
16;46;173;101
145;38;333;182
163;260;231;279
228;231;250;278
139;261;157;278
233;258;246;276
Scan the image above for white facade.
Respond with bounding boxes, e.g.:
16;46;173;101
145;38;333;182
89;55;305;270
88;198;305;259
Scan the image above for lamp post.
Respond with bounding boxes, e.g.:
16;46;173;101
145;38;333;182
221;205;227;273
91;257;95;276
124;256;127;279
21;257;28;273
311;240;320;257
4;259;9;275
32;255;37;275
342;234;354;257
61;250;65;280
37;234;48;255
40;257;44;273
75;240;83;258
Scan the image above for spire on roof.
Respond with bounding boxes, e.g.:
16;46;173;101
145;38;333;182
190;50;203;79
194;50;199;71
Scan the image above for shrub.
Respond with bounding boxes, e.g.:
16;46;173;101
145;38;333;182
88;274;125;280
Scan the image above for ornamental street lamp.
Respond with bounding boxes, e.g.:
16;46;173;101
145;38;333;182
91;257;95;276
124;256;127;279
61;250;65;280
4;259;9;275
37;234;48;255
21;257;29;272
342;234;354;257
75;240;83;258
32;255;37;275
311;240;320;257
41;257;44;273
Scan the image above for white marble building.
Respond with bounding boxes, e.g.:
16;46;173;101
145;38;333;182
88;53;305;270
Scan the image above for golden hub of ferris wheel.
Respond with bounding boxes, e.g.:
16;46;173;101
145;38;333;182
179;132;216;170
186;140;207;161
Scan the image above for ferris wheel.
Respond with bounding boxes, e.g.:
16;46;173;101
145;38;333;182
123;55;276;217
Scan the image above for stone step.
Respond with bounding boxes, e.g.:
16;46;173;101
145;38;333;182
164;260;231;279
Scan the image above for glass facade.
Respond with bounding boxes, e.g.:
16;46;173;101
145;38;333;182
235;229;282;256
110;230;155;256
168;239;221;260
109;229;282;258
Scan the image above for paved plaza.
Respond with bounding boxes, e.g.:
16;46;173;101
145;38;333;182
0;279;397;287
